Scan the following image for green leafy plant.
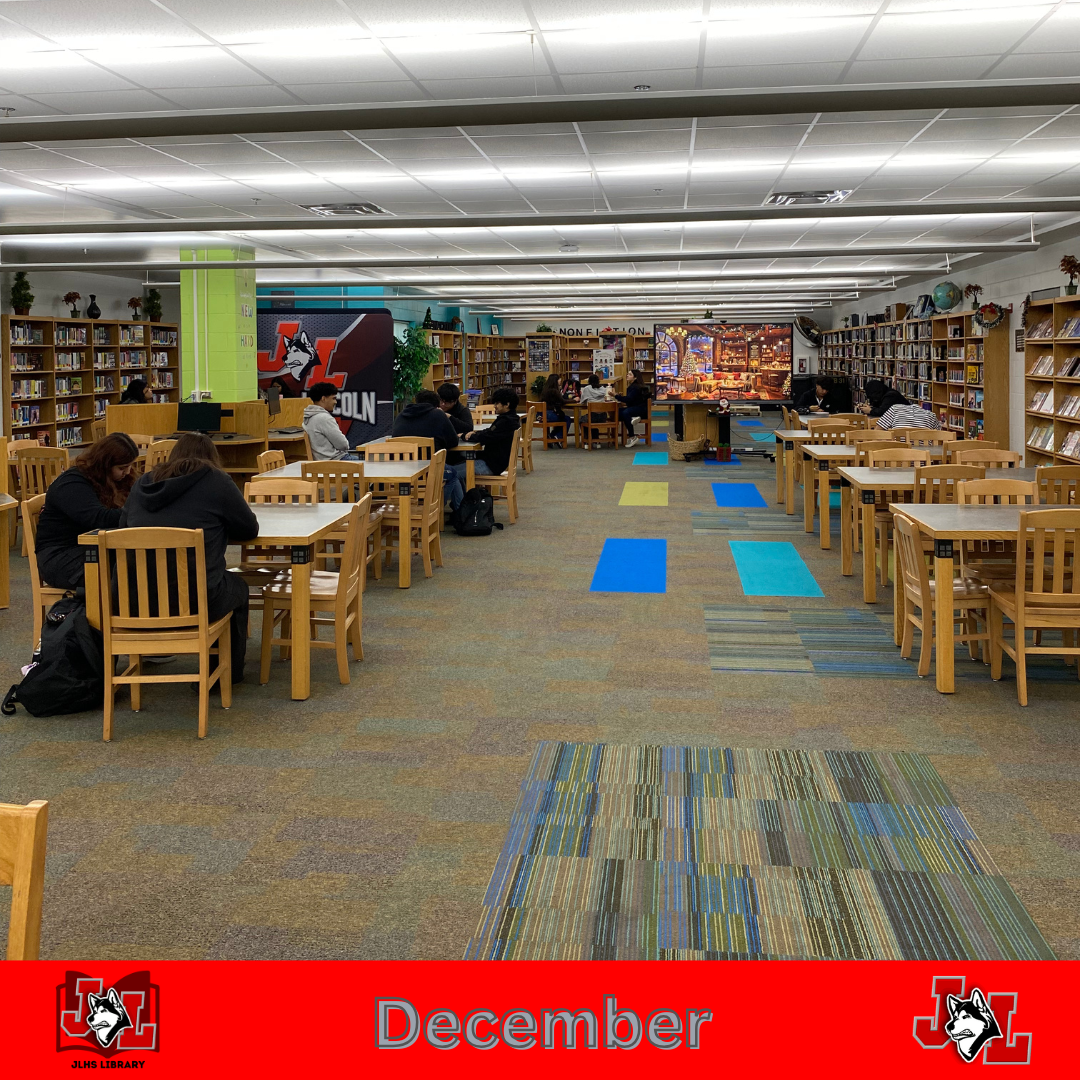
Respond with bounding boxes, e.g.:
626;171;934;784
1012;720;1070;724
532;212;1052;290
393;325;438;402
143;288;163;321
535;322;553;332
422;306;434;328
530;375;548;399
10;271;33;313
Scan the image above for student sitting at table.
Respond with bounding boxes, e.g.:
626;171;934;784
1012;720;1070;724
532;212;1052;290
857;378;907;418
542;373;574;447
119;378;153;404
795;376;837;415
456;387;521;481
615;369;652;447
303;381;358;460
875;401;941;430
392;389;465;510
579;373;612;446
121;433;259;684
437;382;473;434
35;432;140;591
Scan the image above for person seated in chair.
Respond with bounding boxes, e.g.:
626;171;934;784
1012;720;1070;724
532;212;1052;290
795;376;837;415
436;382;473;435
393;389;465;511
456;388;520;482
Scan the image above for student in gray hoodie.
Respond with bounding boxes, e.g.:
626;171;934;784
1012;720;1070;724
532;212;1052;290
303;382;358;460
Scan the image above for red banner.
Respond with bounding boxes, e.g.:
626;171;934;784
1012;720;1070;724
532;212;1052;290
2;961;1073;1077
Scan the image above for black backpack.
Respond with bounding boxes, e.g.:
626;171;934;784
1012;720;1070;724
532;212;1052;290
451;487;504;536
2;594;105;718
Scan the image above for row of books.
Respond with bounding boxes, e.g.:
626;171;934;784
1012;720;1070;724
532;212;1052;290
94;352;117;369
11;351;44;372
1059;395;1080;418
12;379;47;400
1029;389;1054;414
55;326;88;346
56;426;84;449
150;372;174;389
1061;431;1080;457
1029;354;1055;376
1060;317;1080;338
11;404;41;427
56;402;80;421
1027;317;1055;339
118;326;145;345
56;352;86;371
9;324;44;345
150;352;171;367
1028;424;1055;451
151;329;178;347
56;377;83;397
1059;355;1080;377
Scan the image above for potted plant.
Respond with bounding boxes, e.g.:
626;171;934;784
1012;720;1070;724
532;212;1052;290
10;271;33;315
964;283;983;308
63;290;81;317
127;296;142;320
1061;255;1080;295
393;325;438;410
143;288;163;323
530;375;547;400
535;322;553;333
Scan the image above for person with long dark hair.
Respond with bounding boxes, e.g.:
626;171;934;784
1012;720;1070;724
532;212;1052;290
36;432;139;590
858;378;908;418
542;372;574;447
268;376;295;398
119;378;153;404
121;434;258;683
615;369;652;446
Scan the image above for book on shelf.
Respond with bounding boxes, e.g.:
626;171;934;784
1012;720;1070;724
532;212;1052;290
965;364;983;384
11;351;43;372
56;376;83;396
1058;356;1080;378
92;327;111;345
1027;424;1056;451
94;351;116;369
1060;430;1080;458
1060;316;1080;339
150;329;178;347
118;326;144;345
948;390;965;407
966;417;984;439
9;323;44;346
966;388;984;410
11;378;47;400
1029;354;1055;376
1058;395;1080;419
55;326;87;346
1029;389;1054;414
11;403;41;427
1026;316;1054;339
55;351;85;371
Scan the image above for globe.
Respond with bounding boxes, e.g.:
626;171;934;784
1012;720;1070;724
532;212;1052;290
932;280;963;311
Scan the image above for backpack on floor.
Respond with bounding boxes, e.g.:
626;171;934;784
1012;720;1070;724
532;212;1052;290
2;594;105;718
451;487;503;536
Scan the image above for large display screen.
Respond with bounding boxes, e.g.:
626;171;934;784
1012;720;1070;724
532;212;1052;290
653;322;791;400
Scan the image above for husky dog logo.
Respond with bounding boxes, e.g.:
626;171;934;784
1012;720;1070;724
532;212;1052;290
280;329;318;385
85;988;133;1048
945;989;1002;1063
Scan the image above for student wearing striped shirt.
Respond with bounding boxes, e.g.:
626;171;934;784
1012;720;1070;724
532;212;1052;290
876;403;942;430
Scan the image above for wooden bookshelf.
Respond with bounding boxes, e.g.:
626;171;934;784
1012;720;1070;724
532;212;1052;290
3;315;181;448
425;329;465;391
466;334;527;400
820;306;1008;445
1024;295;1080;465
629;333;656;384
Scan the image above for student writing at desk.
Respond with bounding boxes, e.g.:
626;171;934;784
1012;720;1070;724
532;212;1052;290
456;388;520;481
795;376;837;415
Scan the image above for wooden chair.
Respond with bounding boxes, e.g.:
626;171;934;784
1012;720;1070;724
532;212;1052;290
472;404;498;425
0;799;48;960
379;450;445;579
23;493;67;649
957;478;1039;506
385;436;435;460
585;400;621;450
244;479;319;505
260;497;369;686
1037;465;1080;506
781;406;803;429
7;439;40;550
629;408;653;445
299;459;382;583
476;429;521;523
955;478;1039;586
806;418;851;436
944;440;999;464
890;428;956;448
533;406;570;449
869;447;932;469
954;448;1021;469
129;433;155;449
854;439;906;467
868;447;932;586
90;419;106;442
914;464;985;506
257;449;286;473
831;412;870;429
14;447;68;554
893;510;990;677
518;406;536;473
145;439;176;472
989;508;1080;705
845;429;898;447
96;528;233;740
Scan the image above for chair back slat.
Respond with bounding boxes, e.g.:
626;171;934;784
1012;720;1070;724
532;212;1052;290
953;448;1022;469
337;497;371;607
845;429;898;446
944;440;999;463
257;449;286;473
856;440;905;466
914;464;984;504
956;479;1039;506
299;461;366;503
385;436;434;460
15;447;68;498
155;548;171;619
0;799;48;960
244;479;318;504
1036;465;1080;506
365;445;417;462
830;412;870;429
144;440;176;472
869;447;931;468
892;512;932;612
1017;509;1080;607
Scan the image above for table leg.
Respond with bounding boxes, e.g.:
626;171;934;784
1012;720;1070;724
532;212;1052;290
83;543;102;629
398;484;413;588
775;440;784;504
933;540;956;693
804;454;815;534
820;465;831;550
290;547;312;701
840;482;853;575
893;562;903;646
465;454;475;491
784;442;795;515
861;496;877;603
0;510;8;609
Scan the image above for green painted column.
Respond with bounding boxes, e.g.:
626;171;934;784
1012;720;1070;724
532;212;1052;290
180;247;257;400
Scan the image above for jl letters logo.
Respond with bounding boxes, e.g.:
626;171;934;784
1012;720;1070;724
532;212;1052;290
913;976;1031;1064
56;971;160;1057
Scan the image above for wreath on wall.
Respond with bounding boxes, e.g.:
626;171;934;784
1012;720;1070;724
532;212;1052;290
973;301;1007;330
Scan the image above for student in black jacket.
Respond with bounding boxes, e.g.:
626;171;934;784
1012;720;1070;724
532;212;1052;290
392;389;465;510
457;387;520;479
121;434;259;683
615;369;652;445
542;373;574;446
36;432;139;591
437;382;473;434
795;376;837;415
858;378;908;418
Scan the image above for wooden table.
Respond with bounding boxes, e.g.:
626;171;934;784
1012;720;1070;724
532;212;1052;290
268;429;309;463
0;492;18;609
773;430;812;513
887;503;1028;694
80;502;353;702
262;459;432;588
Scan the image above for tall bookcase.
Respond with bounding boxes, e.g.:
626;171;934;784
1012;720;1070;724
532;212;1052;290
820;307;1009;445
629;333;656;383
3;315;181;448
424;330;528;401
1023;296;1080;464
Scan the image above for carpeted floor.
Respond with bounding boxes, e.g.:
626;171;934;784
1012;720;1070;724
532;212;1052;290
1;423;1078;960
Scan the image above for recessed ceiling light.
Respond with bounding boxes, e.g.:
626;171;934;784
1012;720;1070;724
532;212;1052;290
762;190;852;207
633;84;651;91
300;202;387;217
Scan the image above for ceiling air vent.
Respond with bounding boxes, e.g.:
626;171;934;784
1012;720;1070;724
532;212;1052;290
762;190;852;207
300;202;388;216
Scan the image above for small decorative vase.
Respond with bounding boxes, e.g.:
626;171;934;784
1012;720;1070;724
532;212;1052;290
86;295;101;319
69;306;80;317
1067;283;1078;296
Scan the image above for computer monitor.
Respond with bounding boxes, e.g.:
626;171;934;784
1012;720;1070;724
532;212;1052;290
465;388;483;408
176;402;223;433
266;385;281;417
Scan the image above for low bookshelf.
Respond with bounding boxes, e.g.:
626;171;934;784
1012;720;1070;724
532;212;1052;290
1024;295;1080;465
3;315;181;448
